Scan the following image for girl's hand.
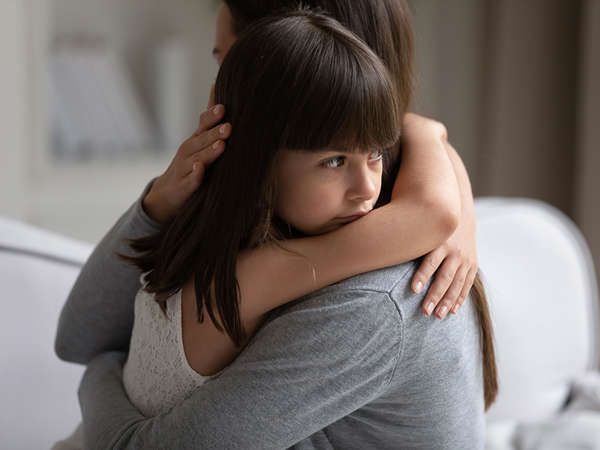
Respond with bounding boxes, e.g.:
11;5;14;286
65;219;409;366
413;211;478;320
143;85;232;223
410;138;478;320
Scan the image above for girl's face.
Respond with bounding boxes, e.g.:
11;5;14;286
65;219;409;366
275;149;383;235
214;4;384;235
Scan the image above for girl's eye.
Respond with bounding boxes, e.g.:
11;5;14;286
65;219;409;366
320;150;382;169
369;149;384;161
321;156;345;168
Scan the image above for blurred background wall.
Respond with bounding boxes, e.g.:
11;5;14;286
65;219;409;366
1;0;598;282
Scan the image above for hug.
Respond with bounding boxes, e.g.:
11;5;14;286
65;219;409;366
54;0;497;448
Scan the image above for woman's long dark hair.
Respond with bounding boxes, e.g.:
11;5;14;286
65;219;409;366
124;1;498;411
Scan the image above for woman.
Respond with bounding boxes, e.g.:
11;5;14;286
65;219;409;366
61;2;493;448
57;0;492;450
118;6;492;415
56;0;479;368
72;8;495;449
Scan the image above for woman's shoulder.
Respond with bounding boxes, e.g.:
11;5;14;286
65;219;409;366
336;260;418;293
299;260;418;304
268;262;420;327
261;273;406;361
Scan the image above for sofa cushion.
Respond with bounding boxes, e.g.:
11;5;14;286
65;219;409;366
0;217;92;450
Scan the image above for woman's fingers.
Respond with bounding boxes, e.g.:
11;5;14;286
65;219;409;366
421;257;460;318
452;268;477;314
188;123;231;157
184;125;229;171
189;141;225;170
412;249;445;295
184;140;226;185
194;104;226;137
435;264;469;318
143;85;229;221
184;162;205;192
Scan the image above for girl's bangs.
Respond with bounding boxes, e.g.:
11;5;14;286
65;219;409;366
279;42;401;154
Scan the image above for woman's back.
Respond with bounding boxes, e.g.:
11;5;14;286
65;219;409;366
119;10;486;447
277;261;485;449
122;261;484;448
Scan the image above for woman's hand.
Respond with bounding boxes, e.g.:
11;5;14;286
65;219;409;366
143;85;232;223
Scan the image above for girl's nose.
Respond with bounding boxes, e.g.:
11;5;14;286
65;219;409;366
346;164;378;202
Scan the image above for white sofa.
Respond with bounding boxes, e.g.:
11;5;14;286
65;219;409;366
476;199;600;448
1;198;598;449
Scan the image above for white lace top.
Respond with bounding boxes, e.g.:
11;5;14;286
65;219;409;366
123;274;212;417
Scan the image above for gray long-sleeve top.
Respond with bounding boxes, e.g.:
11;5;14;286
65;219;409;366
56;183;485;449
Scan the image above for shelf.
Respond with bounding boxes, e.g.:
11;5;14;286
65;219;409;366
1;0;218;242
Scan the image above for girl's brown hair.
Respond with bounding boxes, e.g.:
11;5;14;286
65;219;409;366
126;1;498;410
227;0;497;411
122;10;401;345
224;0;415;202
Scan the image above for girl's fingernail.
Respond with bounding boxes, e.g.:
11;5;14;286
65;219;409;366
414;281;423;293
192;163;198;172
438;305;448;318
213;105;221;115
425;302;434;315
212;141;220;150
452;304;460;314
219;125;226;135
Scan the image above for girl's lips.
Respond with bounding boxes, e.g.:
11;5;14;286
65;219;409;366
338;211;370;221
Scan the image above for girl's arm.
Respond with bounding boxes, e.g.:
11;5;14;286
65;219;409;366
183;114;461;376
54;107;459;366
411;139;478;319
235;114;460;320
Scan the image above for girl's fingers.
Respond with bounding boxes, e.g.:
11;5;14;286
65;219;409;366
435;264;469;319
412;249;445;295
452;268;477;314
421;258;460;317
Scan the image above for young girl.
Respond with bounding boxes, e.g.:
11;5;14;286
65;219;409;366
70;9;497;449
